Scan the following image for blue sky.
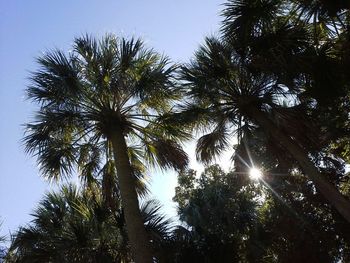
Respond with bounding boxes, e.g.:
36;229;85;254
0;0;225;238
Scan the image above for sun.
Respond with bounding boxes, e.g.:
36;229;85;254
249;168;262;180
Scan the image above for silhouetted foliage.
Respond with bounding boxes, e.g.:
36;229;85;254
6;185;171;263
173;164;350;262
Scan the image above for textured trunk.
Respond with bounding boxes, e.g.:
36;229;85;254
248;107;350;223
110;127;153;263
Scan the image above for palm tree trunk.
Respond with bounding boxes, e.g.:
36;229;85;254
248;107;350;223
110;127;153;263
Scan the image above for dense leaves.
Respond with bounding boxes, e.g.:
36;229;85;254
6;186;171;263
173;165;350;263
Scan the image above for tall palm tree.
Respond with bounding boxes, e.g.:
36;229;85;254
179;36;350;222
7;185;172;263
24;34;189;263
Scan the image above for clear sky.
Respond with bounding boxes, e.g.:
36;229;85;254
0;0;226;238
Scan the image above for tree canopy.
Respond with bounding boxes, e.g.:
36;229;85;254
3;0;350;262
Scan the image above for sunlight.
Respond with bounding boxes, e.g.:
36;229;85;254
249;168;262;181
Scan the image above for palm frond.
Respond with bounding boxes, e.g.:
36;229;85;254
141;200;173;241
77;142;102;186
221;0;282;44
28;49;81;109
144;138;189;171
196;123;231;164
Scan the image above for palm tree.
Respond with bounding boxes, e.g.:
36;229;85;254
221;0;350;104
24;34;189;263
179;36;350;222
8;185;172;263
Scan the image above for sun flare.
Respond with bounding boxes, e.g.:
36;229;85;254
249;168;262;180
